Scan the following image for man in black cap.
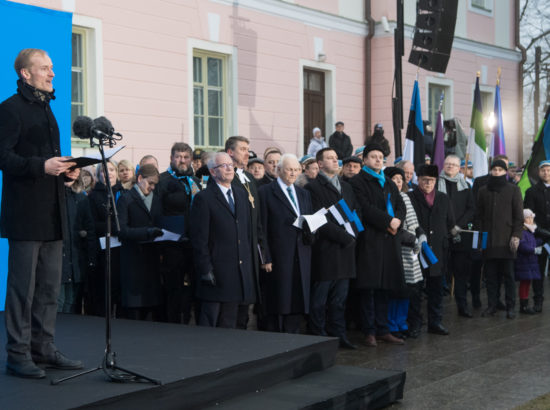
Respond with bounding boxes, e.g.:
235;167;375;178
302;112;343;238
475;159;523;319
328;121;353;160
348;142;406;347
192;148;204;174
341;156;362;182
408;164;456;335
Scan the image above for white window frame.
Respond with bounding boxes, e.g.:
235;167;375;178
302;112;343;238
425;77;454;128
469;0;493;17
187;39;237;149
71;15;103;154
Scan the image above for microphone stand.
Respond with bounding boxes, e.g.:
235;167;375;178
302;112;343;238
52;132;161;386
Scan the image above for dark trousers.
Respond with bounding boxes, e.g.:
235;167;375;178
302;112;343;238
309;279;349;338
125;306;162;321
265;314;303;334
485;259;515;309
359;289;389;336
407;282;423;331
160;244;195;324
199;301;239;328
533;253;548;304
426;275;444;326
450;251;472;310
5;240;62;362
236;304;250;330
470;255;483;306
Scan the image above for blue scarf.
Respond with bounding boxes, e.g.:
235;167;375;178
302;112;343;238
362;165;385;188
362;166;395;217
167;166;199;202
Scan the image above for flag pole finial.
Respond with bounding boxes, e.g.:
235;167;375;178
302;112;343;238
476;71;481;78
496;67;501;86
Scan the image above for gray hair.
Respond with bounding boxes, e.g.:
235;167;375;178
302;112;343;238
277;153;300;171
207;152;231;170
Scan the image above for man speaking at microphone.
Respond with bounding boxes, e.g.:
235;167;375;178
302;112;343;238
0;49;82;378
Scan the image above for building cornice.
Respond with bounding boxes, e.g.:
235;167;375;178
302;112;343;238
211;0;368;36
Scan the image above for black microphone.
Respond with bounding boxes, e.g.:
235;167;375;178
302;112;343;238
91;116;123;138
72;116;93;139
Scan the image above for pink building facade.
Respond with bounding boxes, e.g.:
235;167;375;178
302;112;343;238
10;0;522;168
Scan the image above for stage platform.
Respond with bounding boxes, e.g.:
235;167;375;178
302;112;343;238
0;313;405;409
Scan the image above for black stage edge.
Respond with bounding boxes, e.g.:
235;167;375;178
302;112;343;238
0;313;405;409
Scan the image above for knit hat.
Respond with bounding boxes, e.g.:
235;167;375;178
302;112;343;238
524;208;536;219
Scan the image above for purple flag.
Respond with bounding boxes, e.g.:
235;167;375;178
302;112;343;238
491;83;506;157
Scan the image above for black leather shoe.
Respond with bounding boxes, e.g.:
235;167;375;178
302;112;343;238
32;351;83;370
458;308;473;318
534;301;543;313
339;337;358;350
6;360;46;379
481;307;497;317
427;324;449;335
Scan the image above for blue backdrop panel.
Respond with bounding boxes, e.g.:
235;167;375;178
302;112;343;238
0;0;73;311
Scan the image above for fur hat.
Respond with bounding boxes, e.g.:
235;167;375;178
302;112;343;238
362;142;385;158
384;166;405;180
416;164;439;178
490;159;508;171
343;156;362;165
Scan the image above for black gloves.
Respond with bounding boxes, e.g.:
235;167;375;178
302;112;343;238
201;271;216;286
147;227;164;239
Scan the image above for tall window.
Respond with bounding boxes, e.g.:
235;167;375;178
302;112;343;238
193;51;227;148
428;83;451;127
71;28;87;140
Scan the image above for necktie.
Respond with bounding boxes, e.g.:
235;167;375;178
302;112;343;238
287;186;297;209
227;189;235;214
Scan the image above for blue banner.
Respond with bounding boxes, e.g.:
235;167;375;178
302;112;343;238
0;0;73;310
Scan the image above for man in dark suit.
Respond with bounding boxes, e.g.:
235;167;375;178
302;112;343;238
225;136;265;329
524;160;550;312
259;154;313;333
190;152;256;328
305;148;357;349
0;49;81;378
409;164;456;335
348;143;406;347
157;142;201;323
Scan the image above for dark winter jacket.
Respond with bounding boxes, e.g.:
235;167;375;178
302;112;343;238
0;80;66;240
328;131;353;160
514;229;542;281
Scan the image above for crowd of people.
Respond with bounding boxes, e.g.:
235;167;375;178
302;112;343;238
0;48;546;380
56;123;549;350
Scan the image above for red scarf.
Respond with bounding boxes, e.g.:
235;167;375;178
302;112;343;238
423;189;435;207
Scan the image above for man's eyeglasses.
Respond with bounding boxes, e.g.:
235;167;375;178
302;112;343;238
213;163;234;170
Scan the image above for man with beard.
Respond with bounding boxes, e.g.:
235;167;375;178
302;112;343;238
0;48;81;378
157;142;201;323
225;136;264;329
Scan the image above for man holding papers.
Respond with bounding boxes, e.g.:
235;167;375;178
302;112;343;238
305;148;358;349
259;154;313;333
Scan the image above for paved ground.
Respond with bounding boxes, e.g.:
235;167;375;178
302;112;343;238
336;291;550;409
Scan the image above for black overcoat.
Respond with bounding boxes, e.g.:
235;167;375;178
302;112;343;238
524;181;550;230
190;182;256;304
0;80;66;240
305;174;357;281
440;180;474;252
259;181;313;315
328;132;353;159
62;188;96;283
408;189;455;277
475;182;523;260
348;170;406;290
117;187;163;308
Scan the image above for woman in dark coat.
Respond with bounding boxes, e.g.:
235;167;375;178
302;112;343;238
116;164;164;320
475;159;523;318
515;209;541;314
86;160;122;316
